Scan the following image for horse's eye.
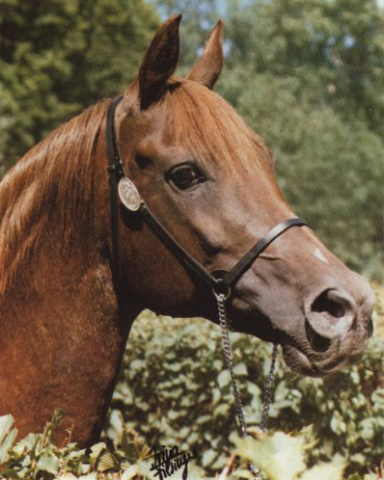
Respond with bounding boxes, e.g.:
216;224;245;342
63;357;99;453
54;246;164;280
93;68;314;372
166;163;205;190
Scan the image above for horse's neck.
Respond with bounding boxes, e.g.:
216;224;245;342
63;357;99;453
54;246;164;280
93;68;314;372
0;127;136;446
0;255;132;445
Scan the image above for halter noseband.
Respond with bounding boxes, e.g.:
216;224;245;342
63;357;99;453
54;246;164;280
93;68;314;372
106;96;308;295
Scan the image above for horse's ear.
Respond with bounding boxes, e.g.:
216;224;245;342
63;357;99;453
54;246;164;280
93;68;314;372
186;19;224;89
138;14;182;109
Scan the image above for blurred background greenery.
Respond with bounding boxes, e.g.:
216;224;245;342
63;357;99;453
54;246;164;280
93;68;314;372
1;0;383;278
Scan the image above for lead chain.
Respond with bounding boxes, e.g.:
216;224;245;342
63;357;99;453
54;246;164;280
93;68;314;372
216;292;248;438
214;292;278;480
259;342;278;432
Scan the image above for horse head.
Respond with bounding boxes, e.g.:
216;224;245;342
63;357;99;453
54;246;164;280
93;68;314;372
109;14;375;377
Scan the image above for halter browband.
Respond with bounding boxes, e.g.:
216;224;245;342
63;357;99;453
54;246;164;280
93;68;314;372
106;96;308;296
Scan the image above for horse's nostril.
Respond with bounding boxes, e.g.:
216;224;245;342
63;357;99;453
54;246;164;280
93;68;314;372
305;318;331;352
312;290;347;318
367;317;374;338
307;288;357;340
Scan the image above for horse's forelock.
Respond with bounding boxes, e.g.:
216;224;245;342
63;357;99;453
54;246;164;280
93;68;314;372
164;79;272;177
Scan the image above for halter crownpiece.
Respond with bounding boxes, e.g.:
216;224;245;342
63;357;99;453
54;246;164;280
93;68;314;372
105;96;309;478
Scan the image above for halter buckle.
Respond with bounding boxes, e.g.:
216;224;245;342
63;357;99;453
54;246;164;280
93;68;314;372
107;161;124;174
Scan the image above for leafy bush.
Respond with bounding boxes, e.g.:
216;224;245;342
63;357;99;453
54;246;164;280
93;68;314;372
1;412;382;479
105;284;384;478
0;411;153;479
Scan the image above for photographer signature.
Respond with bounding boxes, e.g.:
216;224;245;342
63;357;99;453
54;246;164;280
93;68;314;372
149;444;198;480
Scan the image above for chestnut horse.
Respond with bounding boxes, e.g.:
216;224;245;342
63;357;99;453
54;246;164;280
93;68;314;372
0;15;374;446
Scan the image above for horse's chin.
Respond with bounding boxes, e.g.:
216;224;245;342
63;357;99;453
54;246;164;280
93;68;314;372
281;340;365;377
230;310;345;377
281;344;329;377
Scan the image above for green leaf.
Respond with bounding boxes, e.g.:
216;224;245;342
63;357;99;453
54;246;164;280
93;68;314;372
97;451;116;472
217;370;231;389
36;452;60;475
247;382;261;397
202;449;217;467
359;418;375;441
13;433;40;456
235;432;306;480
330;411;347;435
121;464;138;480
0;415;18;464
89;442;107;461
213;403;230;417
300;461;345;480
233;362;248;376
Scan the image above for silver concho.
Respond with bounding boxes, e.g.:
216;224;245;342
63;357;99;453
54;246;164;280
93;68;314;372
118;177;143;212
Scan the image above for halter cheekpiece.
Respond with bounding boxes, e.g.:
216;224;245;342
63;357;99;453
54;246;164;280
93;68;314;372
106;96;308;295
106;96;309;479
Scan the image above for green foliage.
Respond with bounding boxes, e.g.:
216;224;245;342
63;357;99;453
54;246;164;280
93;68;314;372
0;0;159;173
224;0;383;135
0;411;154;479
219;69;383;277
233;429;346;480
2;413;381;479
215;0;384;278
105;293;384;478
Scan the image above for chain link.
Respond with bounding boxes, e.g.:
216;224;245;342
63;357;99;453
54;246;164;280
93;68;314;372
214;291;278;480
259;342;278;432
216;292;249;438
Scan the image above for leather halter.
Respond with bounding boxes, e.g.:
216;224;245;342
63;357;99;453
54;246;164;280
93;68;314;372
106;96;308;296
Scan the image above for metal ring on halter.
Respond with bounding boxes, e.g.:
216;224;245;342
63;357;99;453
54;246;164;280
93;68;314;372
213;282;232;301
212;270;232;300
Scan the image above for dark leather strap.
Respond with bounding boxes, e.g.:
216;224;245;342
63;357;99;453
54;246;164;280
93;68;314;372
105;98;309;296
141;206;307;292
221;218;308;288
140;205;220;288
106;96;124;288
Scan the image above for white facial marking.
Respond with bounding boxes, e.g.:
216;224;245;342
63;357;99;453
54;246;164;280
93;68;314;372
314;248;329;264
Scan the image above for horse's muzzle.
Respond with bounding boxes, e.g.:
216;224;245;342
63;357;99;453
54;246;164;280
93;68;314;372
281;281;375;376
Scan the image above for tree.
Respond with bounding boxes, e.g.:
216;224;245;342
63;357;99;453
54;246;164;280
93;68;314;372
224;0;383;135
215;0;383;278
149;0;224;74
0;0;159;175
220;70;382;276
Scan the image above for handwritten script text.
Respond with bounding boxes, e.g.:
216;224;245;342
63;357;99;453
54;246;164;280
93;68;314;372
150;445;198;480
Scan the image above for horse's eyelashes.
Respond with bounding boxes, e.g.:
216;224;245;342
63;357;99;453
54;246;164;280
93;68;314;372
135;153;152;169
166;162;206;191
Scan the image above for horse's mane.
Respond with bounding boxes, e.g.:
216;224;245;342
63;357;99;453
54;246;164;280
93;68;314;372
0;81;272;296
0;100;110;294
